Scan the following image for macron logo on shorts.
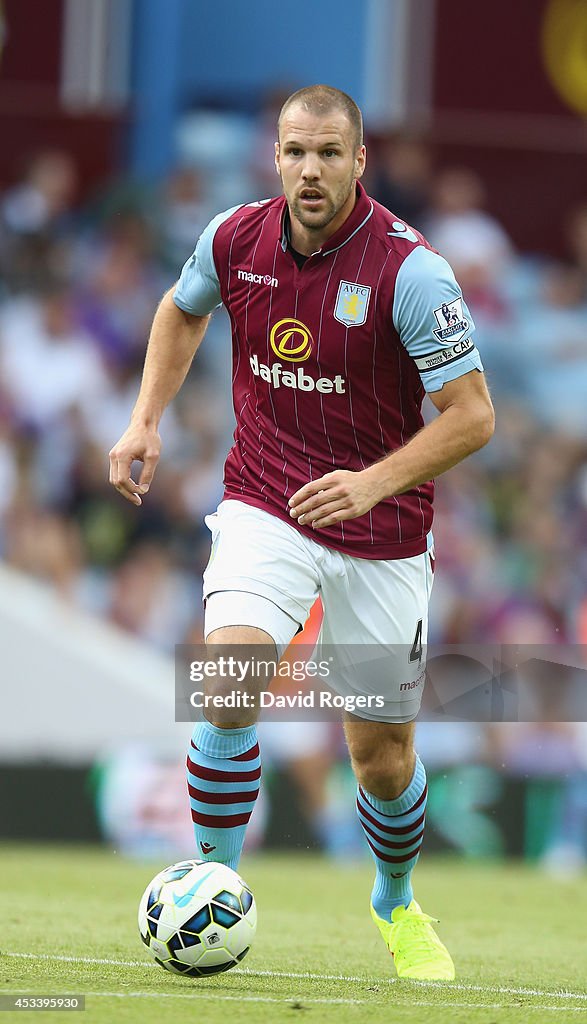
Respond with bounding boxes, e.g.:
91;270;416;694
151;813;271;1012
399;672;425;692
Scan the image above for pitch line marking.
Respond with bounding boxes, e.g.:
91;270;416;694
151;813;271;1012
2;991;586;1012
410;1002;587;1014
4;952;587;1004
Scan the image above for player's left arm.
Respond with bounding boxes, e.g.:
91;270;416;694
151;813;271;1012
288;369;494;529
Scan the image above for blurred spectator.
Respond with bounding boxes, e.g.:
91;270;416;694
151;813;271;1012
0;284;109;432
369;131;432;229
75;212;163;370
0;151;78;293
4;501;83;596
108;542;196;651
424;167;513;292
155;167;209;272
512;262;587;438
1;151;76;235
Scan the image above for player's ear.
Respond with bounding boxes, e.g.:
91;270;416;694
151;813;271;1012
274;141;281;174
354;145;366;180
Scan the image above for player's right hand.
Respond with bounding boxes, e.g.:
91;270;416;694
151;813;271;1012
108;424;161;506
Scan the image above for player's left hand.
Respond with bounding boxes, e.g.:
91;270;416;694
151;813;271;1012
288;469;386;529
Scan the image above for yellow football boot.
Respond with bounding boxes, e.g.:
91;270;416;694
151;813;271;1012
370;899;455;980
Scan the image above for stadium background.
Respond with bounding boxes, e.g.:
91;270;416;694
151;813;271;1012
1;0;587;875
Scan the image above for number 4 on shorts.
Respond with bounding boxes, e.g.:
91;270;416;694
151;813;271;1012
409;618;423;665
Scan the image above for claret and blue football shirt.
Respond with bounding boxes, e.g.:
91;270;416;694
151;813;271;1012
174;183;483;560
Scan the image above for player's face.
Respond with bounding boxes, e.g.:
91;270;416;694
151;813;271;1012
275;106;366;240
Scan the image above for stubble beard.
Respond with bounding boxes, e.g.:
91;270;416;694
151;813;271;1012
286;174;356;234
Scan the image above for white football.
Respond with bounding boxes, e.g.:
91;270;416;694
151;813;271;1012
138;859;256;976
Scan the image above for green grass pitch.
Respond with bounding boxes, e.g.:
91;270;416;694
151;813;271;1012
0;844;586;1023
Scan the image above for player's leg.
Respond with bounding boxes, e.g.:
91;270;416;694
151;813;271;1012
344;710;453;981
187;622;280;871
344;717;425;919
319;545;454;978
187;500;319;870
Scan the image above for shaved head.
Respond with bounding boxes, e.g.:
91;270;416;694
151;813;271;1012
278;84;363;151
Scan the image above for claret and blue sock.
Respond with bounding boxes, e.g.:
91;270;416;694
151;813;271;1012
356;753;428;920
186;720;261;870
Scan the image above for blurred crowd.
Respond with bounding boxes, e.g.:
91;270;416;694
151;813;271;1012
2;122;587;867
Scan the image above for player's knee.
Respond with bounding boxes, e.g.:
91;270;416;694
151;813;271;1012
350;734;414;798
200;638;275;727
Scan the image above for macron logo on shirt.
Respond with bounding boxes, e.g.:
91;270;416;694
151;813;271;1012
237;269;278;288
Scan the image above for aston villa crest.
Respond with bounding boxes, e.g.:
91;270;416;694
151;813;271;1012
334;280;371;328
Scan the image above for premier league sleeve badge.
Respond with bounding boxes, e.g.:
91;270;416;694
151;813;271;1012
432;297;470;343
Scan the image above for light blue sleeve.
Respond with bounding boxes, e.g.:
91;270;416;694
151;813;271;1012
173;205;242;316
392;246;484;392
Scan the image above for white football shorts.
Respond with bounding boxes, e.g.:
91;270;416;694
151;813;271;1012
202;500;434;723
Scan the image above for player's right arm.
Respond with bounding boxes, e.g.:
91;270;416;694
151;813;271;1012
109;294;211;505
109;206;236;505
